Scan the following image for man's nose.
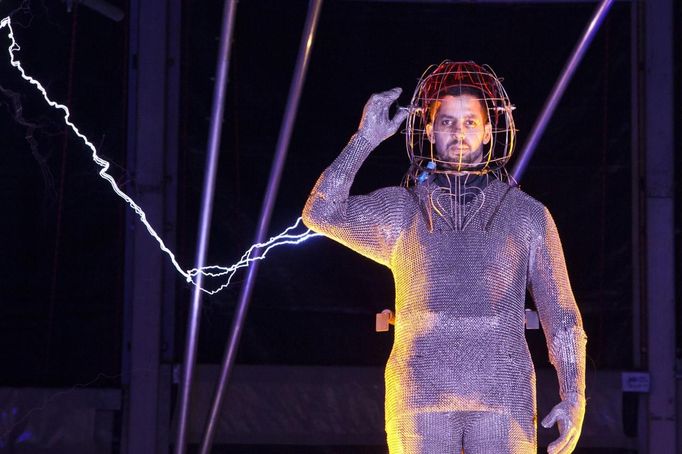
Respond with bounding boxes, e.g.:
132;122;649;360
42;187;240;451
450;121;464;135
452;129;465;139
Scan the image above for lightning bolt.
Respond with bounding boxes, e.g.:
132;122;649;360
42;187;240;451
1;16;321;295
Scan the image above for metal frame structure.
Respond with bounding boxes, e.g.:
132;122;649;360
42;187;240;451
121;0;676;452
123;0;181;452
511;0;613;182
640;0;676;451
174;1;238;452
197;1;324;452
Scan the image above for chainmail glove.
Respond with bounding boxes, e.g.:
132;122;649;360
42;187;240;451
357;87;408;148
541;392;586;454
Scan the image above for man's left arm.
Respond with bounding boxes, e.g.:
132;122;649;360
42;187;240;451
527;204;587;454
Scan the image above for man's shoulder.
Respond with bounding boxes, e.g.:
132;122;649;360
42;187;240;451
369;184;409;195
371;183;422;196
366;184;418;205
498;182;549;212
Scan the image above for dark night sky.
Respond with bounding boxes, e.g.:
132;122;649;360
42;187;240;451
0;0;678;389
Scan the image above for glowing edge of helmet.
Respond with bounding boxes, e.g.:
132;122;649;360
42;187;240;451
405;61;516;181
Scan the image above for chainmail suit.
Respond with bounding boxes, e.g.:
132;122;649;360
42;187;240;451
302;134;587;453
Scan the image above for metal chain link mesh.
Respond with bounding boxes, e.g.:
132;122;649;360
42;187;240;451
303;134;586;453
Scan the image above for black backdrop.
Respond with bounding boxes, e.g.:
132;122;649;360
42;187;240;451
0;0;676;398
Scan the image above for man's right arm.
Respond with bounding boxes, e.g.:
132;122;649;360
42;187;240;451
302;88;409;267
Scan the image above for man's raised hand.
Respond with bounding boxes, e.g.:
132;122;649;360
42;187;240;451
358;87;409;147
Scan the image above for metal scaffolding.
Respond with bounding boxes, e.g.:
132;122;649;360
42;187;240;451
119;1;676;452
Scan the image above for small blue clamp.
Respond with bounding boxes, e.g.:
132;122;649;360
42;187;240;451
417;161;436;184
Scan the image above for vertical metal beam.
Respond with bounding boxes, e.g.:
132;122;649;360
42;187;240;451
198;1;323;452
510;0;614;183
643;0;676;451
629;1;646;451
173;1;238;453
123;0;181;452
159;0;183;451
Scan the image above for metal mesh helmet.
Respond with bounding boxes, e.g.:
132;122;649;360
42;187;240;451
405;61;516;181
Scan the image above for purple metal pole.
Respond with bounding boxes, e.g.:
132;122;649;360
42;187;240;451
174;1;238;453
198;1;323;452
643;0;676;449
510;0;614;183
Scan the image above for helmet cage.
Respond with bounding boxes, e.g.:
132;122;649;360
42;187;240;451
405;61;516;181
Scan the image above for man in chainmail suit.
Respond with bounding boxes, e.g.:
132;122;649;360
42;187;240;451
302;62;586;453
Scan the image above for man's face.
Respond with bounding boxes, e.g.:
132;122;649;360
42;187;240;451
427;94;492;169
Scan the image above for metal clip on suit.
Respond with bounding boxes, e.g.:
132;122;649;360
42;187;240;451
376;309;396;332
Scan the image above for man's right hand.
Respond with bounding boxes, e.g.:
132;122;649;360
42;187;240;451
358;87;408;147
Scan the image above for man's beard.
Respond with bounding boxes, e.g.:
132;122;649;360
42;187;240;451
439;143;483;168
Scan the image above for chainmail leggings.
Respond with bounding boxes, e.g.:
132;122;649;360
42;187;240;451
386;411;536;453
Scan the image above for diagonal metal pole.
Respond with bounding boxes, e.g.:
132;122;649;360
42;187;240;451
198;1;323;452
174;1;238;453
510;0;614;183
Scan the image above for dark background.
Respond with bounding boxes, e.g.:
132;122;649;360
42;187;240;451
0;0;678;443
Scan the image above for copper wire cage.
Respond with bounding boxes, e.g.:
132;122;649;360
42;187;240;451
404;61;517;183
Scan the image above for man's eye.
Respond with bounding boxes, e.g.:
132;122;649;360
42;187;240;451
465;120;478;127
441;119;452;126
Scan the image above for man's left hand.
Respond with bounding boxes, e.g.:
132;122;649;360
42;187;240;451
541;392;586;454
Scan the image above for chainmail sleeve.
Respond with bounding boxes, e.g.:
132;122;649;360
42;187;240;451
528;203;587;400
302;133;409;267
